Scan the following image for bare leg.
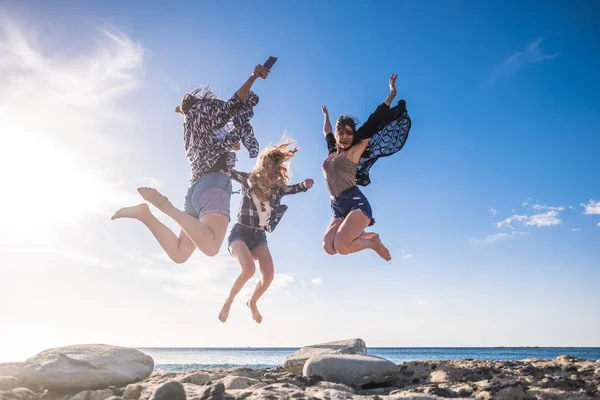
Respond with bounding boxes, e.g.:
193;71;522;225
137;187;229;257
334;210;391;261
111;203;195;264
247;245;274;323
322;219;343;255
219;240;256;323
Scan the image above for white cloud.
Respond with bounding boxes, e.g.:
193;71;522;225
475;233;509;244
572;228;581;232
582;200;600;215
531;204;565;212
402;254;413;259
488;38;558;85
497;215;528;229
473;231;529;245
597;222;600;228
497;205;563;229
311;278;322;285
524;210;562;227
490;208;497;216
0;21;146;239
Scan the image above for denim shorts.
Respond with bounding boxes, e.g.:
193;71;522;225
331;186;375;226
183;172;232;219
227;223;268;253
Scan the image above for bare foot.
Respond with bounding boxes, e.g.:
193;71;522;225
246;300;262;323
361;231;379;240
218;302;231;323
137;187;172;211
372;237;392;261
111;203;150;220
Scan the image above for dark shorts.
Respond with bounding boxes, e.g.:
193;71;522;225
331;186;375;226
183;172;232;219
227;223;268;254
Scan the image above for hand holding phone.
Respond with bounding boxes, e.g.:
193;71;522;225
263;56;278;69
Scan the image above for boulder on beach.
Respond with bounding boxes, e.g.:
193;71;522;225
303;354;399;388
283;338;367;375
20;344;154;392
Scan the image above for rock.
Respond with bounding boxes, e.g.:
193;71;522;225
283;338;367;375
494;383;525;400
429;365;467;383
303;354;398;388
398;361;434;386
305;387;355;399
240;382;304;399
123;384;144;399
0;377;21;391
178;371;212;385
308;381;355;393
0;387;36;399
214;375;259;390
525;387;588;399
70;388;114;400
21;344;154;392
0;364;22;377
151;381;186;400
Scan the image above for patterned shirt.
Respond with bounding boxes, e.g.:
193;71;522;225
183;92;260;184
230;169;308;233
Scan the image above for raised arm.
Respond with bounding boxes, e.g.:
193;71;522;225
322;105;333;134
355;73;397;140
322;105;337;154
236;65;270;101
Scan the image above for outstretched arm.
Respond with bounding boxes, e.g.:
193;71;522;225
230;169;250;188
355;73;397;140
235;64;270;101
322;105;337;154
282;178;314;196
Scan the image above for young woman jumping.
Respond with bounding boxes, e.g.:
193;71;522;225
321;73;411;261
219;141;313;323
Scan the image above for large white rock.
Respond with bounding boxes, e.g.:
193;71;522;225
303;354;399;388
21;344;154;392
283;338;367;375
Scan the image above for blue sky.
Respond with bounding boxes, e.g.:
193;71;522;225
1;0;599;360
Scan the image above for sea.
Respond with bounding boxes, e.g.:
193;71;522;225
139;347;600;371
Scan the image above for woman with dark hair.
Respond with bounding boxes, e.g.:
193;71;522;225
321;73;411;261
112;63;270;263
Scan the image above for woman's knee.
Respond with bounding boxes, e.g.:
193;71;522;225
322;241;337;255
240;264;256;280
333;238;351;255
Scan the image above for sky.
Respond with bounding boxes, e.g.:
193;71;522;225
0;0;599;362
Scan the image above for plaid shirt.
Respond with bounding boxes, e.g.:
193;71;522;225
230;169;308;232
183;92;260;184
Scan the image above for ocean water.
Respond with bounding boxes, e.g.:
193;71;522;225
139;347;600;371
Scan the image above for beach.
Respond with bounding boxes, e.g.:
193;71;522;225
1;340;599;399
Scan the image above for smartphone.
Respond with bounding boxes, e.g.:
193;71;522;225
263;56;278;69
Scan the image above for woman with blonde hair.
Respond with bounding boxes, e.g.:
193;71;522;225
219;140;314;323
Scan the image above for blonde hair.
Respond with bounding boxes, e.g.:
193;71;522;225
248;140;298;198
